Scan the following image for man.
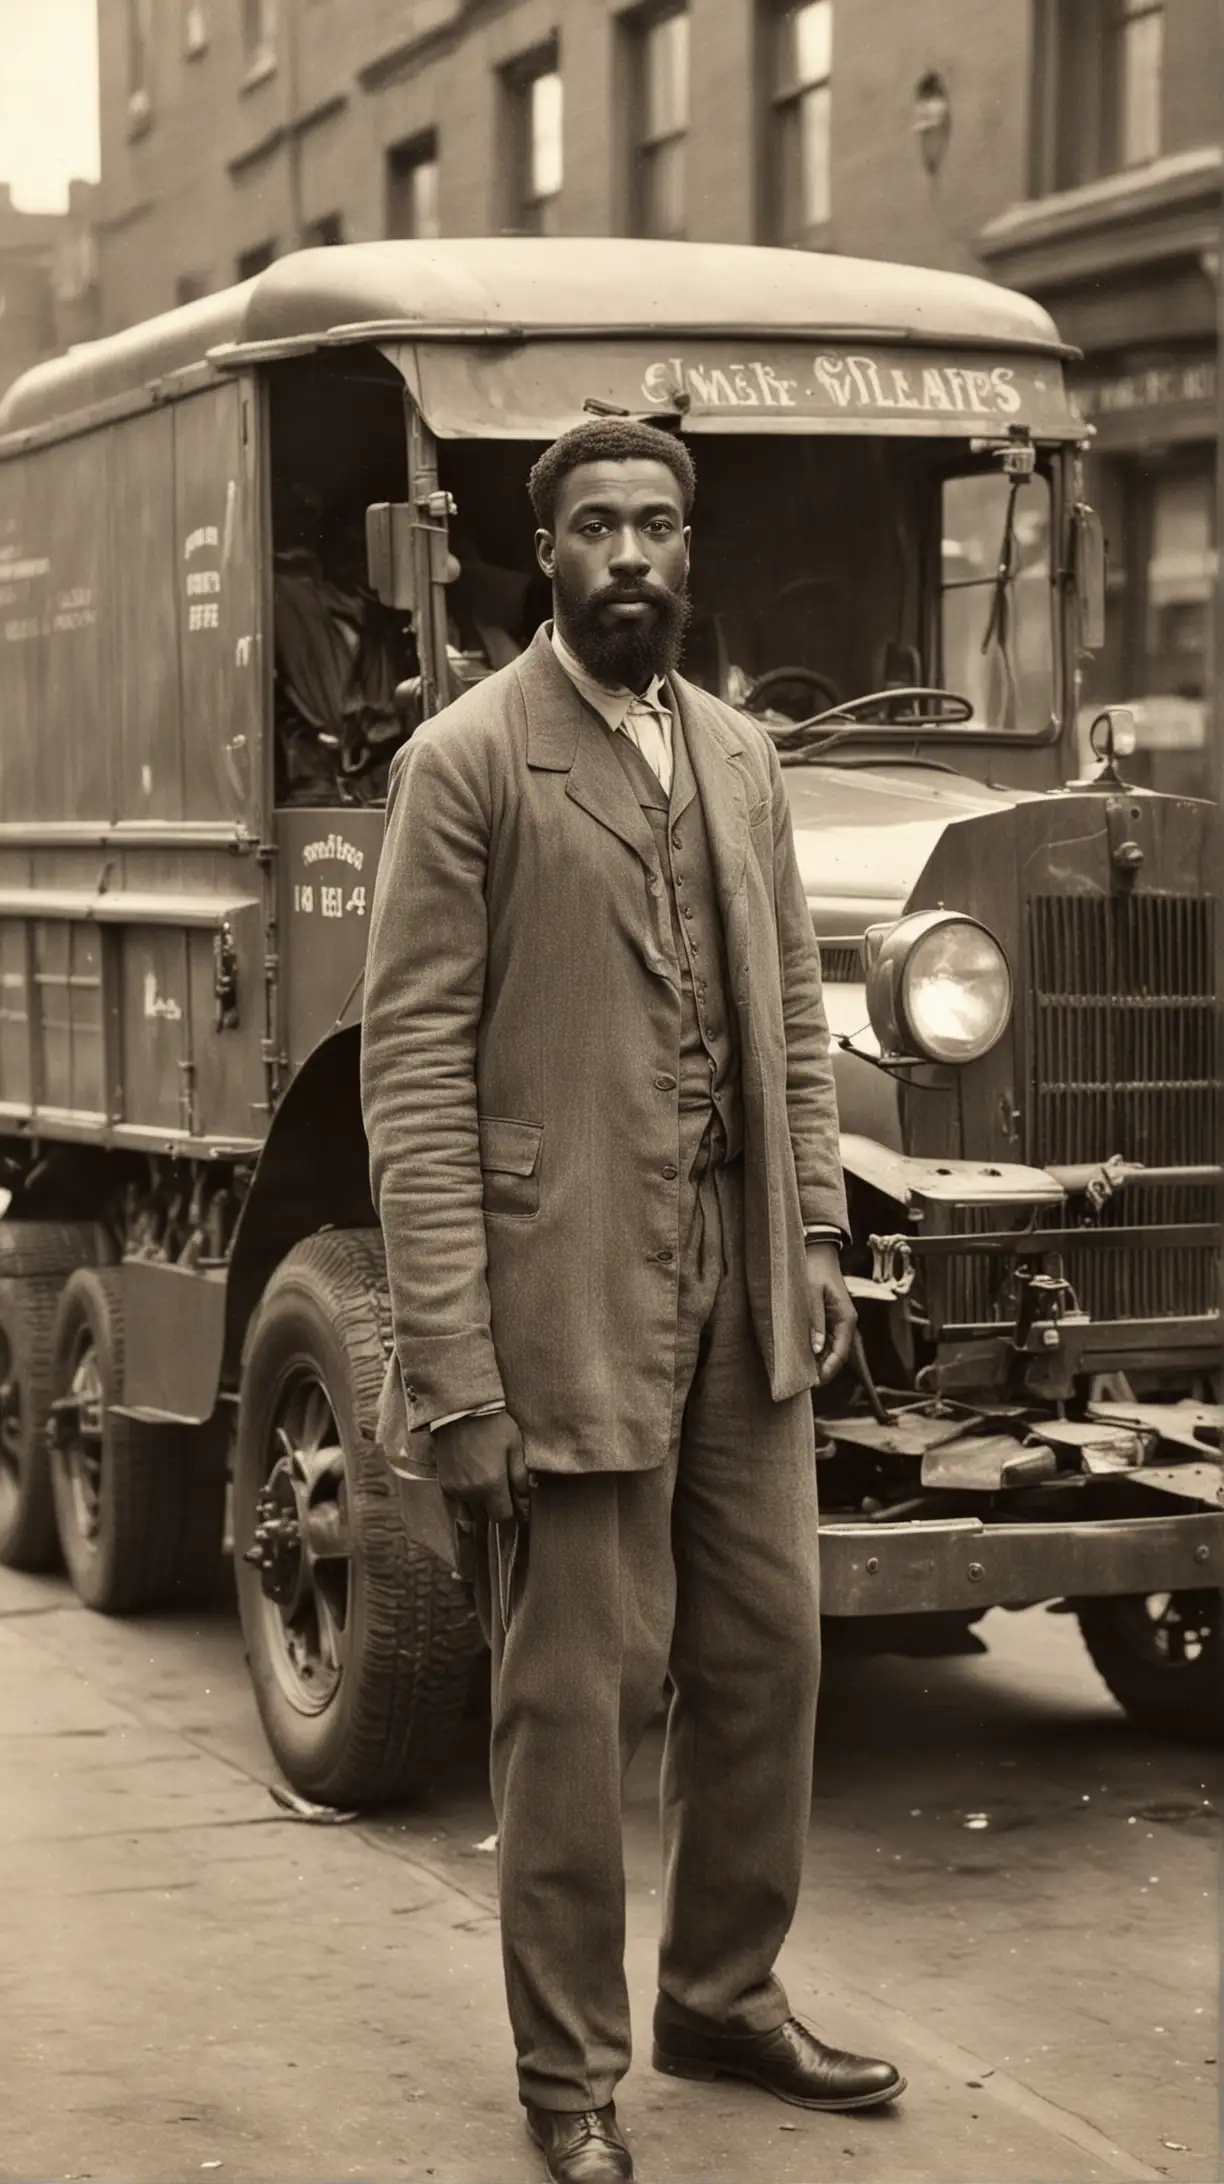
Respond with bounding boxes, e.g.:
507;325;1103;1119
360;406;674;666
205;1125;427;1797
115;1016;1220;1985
361;419;904;2184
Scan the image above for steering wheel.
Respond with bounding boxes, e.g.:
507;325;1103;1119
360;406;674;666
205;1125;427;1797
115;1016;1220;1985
741;665;843;722
808;686;974;728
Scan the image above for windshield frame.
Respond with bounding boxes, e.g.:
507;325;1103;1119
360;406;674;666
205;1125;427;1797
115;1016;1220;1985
768;438;1071;759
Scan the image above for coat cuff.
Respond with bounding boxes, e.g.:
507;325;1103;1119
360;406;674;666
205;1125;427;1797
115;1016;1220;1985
397;1330;506;1436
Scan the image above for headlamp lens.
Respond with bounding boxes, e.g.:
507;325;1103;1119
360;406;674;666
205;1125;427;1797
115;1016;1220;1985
901;920;1011;1062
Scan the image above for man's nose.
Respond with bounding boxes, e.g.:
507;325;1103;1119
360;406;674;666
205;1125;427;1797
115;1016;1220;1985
608;526;650;574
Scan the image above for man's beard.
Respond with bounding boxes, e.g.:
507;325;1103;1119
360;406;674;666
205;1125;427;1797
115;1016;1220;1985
554;568;691;690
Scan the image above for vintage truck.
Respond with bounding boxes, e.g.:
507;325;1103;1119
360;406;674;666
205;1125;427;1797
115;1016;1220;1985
0;238;1218;1807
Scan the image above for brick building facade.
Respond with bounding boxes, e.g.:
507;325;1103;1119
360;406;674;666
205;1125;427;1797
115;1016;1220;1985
95;0;1219;778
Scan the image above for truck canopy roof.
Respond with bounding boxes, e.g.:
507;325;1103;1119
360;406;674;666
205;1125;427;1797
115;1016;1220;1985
0;237;1068;438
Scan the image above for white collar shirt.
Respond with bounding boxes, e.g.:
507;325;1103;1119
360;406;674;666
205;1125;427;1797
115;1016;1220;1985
551;624;674;797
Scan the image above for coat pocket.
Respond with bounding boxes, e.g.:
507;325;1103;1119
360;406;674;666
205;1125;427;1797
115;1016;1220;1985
478;1115;543;1219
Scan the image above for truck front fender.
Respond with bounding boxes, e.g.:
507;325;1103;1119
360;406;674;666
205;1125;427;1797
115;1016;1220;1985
223;1026;374;1379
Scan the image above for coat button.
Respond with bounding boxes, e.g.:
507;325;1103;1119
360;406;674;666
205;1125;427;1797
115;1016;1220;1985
682;904;694;919
661;1164;678;1180
672;830;683;849
653;1073;677;1090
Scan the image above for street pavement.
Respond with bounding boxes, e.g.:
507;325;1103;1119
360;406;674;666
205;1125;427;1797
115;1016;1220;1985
1;1561;1219;2184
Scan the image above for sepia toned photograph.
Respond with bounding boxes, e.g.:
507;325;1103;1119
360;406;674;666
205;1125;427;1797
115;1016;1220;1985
0;2;1219;2181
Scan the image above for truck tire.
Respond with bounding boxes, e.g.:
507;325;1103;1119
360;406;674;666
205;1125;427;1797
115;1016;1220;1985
0;1277;63;1570
49;1267;225;1614
234;1229;480;1809
0;1220;108;1281
1076;1591;1224;1746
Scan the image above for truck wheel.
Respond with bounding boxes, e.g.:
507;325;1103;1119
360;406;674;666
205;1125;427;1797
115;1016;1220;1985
0;1277;63;1570
0;1220;108;1280
48;1267;222;1614
1076;1592;1224;1746
234;1229;480;1809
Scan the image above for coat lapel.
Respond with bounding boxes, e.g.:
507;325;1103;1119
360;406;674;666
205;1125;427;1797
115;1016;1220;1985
668;674;751;917
519;628;660;876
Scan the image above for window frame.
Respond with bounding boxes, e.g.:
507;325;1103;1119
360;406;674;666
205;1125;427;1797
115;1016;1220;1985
502;43;564;237
385;131;442;240
1030;0;1163;195
629;6;690;241
766;0;833;244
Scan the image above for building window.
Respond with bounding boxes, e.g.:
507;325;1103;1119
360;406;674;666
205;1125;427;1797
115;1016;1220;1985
1032;0;1163;194
1112;0;1163;168
769;0;832;240
241;0;276;74
302;212;344;246
236;240;276;280
127;0;153;125
631;9;689;238
503;48;563;235
386;133;441;239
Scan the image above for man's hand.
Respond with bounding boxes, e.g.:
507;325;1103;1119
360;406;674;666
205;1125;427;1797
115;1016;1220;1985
431;1409;530;1526
805;1242;857;1387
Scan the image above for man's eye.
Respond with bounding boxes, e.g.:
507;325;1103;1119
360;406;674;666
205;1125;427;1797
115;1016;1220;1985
647;519;675;535
580;521;608;537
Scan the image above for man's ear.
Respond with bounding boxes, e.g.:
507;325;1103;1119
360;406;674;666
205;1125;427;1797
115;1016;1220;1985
682;523;692;575
535;527;556;580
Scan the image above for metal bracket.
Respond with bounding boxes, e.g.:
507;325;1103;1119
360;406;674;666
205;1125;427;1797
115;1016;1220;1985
213;919;239;1031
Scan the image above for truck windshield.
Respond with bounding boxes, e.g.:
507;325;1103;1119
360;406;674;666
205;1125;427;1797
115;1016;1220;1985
268;406;1061;806
435;432;1058;743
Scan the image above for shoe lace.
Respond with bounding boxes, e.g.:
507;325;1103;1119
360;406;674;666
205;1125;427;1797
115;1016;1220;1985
562;2110;616;2151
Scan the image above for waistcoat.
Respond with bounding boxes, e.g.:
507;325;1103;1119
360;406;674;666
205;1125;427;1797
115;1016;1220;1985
608;705;743;1169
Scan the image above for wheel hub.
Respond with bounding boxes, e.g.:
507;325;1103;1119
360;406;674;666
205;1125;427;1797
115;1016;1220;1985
244;1465;306;1610
246;1367;352;1716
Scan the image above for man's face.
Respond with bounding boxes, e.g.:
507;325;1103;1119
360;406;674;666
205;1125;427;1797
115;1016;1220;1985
535;457;691;689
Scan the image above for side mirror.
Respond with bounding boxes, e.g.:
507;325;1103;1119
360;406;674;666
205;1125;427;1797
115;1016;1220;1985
1072;502;1106;654
366;503;417;613
366;492;457;613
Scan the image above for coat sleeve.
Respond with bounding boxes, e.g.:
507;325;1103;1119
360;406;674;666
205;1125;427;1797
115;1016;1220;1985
765;735;850;1241
360;730;507;1431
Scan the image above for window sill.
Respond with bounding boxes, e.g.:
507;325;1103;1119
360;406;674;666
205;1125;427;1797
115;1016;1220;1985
240;49;278;94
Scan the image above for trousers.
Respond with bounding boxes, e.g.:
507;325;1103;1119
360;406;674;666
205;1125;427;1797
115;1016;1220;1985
477;1125;822;2110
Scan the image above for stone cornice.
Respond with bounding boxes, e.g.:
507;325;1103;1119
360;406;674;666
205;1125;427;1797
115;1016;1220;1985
977;146;1222;292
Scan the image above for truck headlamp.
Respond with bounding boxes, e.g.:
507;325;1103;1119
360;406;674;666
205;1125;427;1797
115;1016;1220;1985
865;911;1012;1064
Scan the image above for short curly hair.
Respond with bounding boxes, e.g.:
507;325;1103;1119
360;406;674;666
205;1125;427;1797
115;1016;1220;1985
528;419;697;530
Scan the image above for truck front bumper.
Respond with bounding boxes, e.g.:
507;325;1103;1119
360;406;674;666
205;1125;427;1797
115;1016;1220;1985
819;1507;1224;1617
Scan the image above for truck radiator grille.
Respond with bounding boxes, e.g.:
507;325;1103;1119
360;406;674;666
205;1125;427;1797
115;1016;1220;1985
1028;892;1216;1166
925;893;1218;1334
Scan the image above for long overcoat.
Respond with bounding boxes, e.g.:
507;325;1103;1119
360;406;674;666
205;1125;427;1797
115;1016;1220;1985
360;626;848;1477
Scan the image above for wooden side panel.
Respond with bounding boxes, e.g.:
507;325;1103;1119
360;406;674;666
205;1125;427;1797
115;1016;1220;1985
186;908;268;1142
0;454;44;818
1;438;111;822
173;381;261;824
120;926;190;1131
36;437;112;822
110;407;183;823
32;920;105;1117
0;921;31;1105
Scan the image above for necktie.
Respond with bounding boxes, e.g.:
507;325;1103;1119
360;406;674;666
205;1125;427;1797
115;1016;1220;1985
622;693;673;796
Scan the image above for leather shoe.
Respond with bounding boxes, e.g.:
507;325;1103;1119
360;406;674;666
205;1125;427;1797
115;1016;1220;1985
524;2102;634;2182
652;1999;905;2112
